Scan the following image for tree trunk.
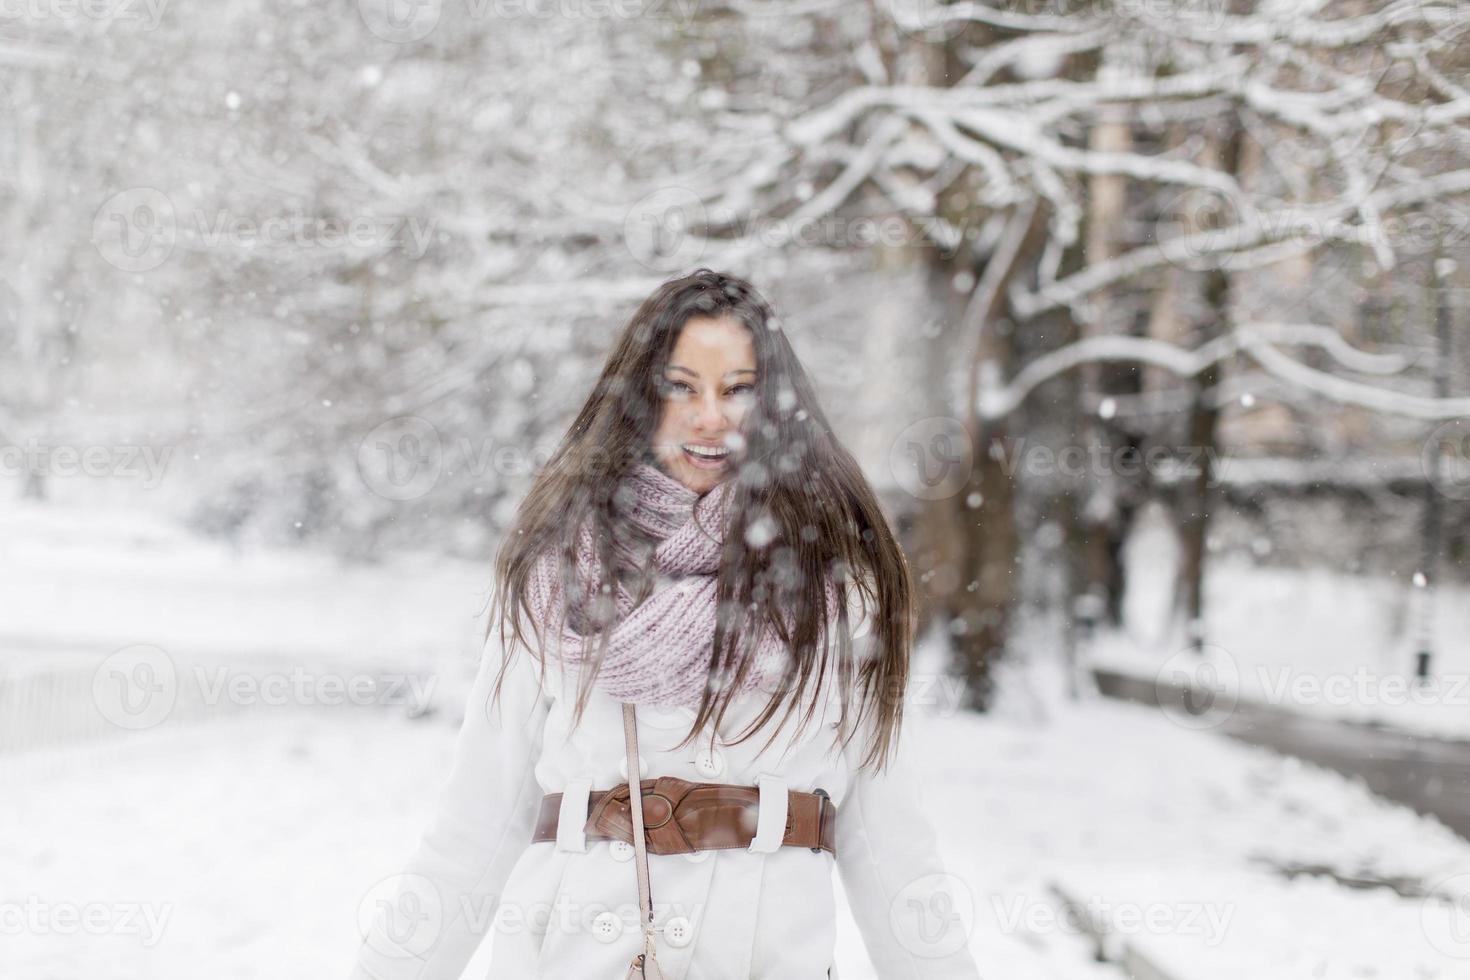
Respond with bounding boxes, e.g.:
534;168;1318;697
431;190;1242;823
1077;100;1144;631
912;199;1046;709
1173;116;1244;652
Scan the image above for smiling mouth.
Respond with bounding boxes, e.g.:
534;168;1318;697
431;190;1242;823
682;443;731;469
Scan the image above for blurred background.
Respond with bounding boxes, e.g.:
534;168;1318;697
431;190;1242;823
3;0;1470;977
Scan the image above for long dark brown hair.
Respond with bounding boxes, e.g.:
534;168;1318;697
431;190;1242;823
486;268;911;774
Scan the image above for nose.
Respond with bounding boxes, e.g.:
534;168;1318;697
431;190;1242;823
691;390;726;432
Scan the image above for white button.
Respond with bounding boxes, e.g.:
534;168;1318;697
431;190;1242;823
663;915;693;948
684;847;713;863
618;754;648;779
591;910;623;943
609;840;634;862
694;747;725;778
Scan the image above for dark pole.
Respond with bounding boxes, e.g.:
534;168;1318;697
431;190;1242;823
1416;252;1453;684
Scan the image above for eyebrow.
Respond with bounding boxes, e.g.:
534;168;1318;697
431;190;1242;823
666;365;757;380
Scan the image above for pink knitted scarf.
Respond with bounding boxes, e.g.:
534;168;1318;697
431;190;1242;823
525;459;839;708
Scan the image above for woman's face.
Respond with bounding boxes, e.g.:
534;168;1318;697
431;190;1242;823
650;314;758;494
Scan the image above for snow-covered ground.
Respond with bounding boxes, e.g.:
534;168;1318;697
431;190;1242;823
5;494;1469;979
5;670;1467;979
0;494;491;752
1088;501;1470;740
0;494;492;672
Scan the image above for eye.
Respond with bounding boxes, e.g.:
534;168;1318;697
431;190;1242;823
660;379;694;397
727;383;755;397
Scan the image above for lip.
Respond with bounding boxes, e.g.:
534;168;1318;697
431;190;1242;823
681;442;731;470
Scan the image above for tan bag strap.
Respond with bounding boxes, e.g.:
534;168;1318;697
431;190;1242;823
621;702;662;974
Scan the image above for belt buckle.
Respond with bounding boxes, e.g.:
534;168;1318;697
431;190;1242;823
586;775;699;856
810;787;830;853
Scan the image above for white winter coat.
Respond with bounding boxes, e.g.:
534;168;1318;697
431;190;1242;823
349;604;982;980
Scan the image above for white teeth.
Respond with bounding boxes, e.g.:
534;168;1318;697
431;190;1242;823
683;444;730;458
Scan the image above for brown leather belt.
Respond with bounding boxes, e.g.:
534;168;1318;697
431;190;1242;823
531;776;837;857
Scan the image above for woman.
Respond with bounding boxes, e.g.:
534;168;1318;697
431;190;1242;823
349;270;981;979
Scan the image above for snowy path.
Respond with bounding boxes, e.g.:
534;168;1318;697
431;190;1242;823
6;693;1467;980
1098;664;1470;841
1;715;442;979
1098;505;1470;741
914;689;1470;980
4;497;1464;978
